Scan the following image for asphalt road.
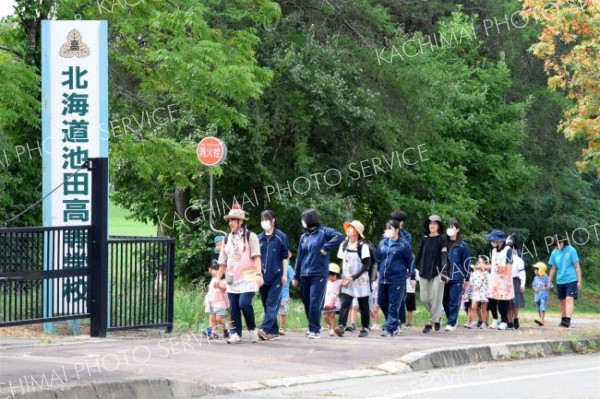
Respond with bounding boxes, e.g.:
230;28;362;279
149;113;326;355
208;354;600;399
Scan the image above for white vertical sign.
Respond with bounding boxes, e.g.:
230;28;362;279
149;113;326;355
42;20;108;315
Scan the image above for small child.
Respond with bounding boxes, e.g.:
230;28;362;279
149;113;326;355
204;263;229;339
405;268;419;327
469;255;489;329
278;252;295;335
323;263;342;336
370;271;381;330
462;275;473;327
532;262;551;326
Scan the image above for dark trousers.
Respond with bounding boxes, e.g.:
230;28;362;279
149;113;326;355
442;281;463;327
488;298;499;319
300;276;328;334
339;293;370;329
399;291;407;324
498;300;510;323
378;282;405;333
228;292;256;336
259;283;283;334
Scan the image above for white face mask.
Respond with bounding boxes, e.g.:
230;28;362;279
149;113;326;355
447;228;457;237
301;220;307;229
383;229;394;239
261;220;272;231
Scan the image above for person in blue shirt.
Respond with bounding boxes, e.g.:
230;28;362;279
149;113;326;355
442;219;471;331
376;219;415;337
547;235;582;328
293;209;344;339
257;210;290;341
278;252;295;335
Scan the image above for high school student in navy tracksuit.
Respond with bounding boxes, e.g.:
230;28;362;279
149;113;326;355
257;210;289;341
376;219;415;337
293;209;344;339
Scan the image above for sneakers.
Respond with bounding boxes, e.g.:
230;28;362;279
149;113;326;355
476;320;483;329
497;322;508;330
423;324;432;334
393;327;401;336
278;328;286;335
513;318;520;330
267;333;280;340
534;319;544;326
466;322;478;329
478;323;488;329
249;329;259;343
507;322;515;330
345;323;356;332
381;330;392;337
490;319;500;329
227;333;241;344
560;317;571;328
434;322;441;331
329;329;335;337
358;328;370;338
371;324;381;331
334;325;345;337
307;332;321;339
444;325;455;332
305;330;310;336
257;329;269;341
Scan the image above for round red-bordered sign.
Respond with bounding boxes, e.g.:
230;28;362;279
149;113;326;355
196;137;227;166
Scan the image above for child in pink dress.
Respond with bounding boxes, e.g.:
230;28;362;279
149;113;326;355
204;264;229;339
323;263;342;336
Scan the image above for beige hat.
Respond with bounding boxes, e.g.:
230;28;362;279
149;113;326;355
329;263;341;275
343;220;365;239
223;204;248;221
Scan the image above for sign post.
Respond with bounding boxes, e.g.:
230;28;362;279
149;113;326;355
42;20;109;334
196;137;227;235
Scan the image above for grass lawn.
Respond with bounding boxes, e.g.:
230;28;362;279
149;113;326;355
109;199;155;237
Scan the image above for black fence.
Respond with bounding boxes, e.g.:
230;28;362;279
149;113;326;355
0;226;91;327
108;236;175;332
0;158;175;336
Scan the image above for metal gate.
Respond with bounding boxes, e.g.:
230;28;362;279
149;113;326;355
0;158;175;336
108;236;174;332
0;226;91;327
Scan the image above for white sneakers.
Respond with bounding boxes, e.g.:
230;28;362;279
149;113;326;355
497;322;508;330
490;319;500;329
307;332;321;339
227;331;258;344
249;329;259;343
227;333;241;344
445;325;456;331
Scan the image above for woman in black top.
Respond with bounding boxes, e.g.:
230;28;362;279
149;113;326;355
415;215;448;333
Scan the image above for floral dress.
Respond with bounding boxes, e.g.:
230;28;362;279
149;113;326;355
470;270;488;302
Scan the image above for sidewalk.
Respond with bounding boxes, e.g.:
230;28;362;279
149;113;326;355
0;321;599;398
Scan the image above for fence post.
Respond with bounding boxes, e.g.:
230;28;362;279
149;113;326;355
166;239;175;333
88;157;109;337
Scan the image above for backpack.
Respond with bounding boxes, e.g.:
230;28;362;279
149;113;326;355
342;239;377;282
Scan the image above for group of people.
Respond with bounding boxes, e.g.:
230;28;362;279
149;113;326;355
203;204;583;343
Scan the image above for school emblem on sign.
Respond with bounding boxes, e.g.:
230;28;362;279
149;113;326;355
59;29;90;58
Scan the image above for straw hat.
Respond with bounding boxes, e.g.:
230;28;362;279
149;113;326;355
223;203;248;221
343;220;365;239
329;263;341;274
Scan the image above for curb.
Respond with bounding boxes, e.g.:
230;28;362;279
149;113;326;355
221;337;600;393
6;378;233;399
3;338;599;398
